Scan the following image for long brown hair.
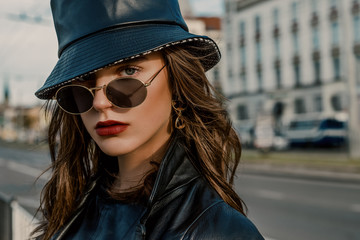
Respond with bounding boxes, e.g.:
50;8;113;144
163;45;244;212
32;45;245;239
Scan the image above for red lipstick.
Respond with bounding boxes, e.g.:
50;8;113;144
95;120;128;136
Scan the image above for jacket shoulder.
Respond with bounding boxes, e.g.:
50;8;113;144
183;201;264;240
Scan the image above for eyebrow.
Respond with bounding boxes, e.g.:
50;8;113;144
78;56;149;82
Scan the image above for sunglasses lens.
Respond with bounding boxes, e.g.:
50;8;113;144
106;78;147;108
56;86;93;114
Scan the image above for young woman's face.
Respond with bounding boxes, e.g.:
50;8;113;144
79;52;172;159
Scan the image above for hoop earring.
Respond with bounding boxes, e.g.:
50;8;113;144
172;100;186;129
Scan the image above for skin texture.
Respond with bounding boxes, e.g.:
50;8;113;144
79;52;172;190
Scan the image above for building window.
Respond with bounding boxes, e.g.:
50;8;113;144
333;57;341;80
241;46;247;67
292;32;300;54
294;98;306;114
275;66;282;88
274;37;281;58
239;20;247;91
311;0;318;11
256;42;262;63
255;15;261;32
313;60;321;83
330;0;337;7
312;27;320;50
240;21;246;36
241;71;247;92
273;8;279;26
314;95;323;112
257;69;263;92
291;2;298;21
228;69;233;78
331;95;342;111
237;105;249;120
294;63;301;86
213;67;220;82
331;21;340;46
354;15;360;43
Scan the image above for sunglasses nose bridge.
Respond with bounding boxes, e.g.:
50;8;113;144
90;85;106;93
91;84;113;111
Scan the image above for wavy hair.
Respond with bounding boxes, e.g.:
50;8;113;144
32;45;245;239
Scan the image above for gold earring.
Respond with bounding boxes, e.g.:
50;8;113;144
172;100;186;129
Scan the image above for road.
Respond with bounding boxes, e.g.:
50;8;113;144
0;143;50;214
236;172;360;240
0;144;360;240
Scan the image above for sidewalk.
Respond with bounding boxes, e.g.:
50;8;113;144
0;139;48;152
240;148;360;182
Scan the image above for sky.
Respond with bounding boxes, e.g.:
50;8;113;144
0;0;224;107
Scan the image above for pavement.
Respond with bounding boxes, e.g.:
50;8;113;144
240;148;360;183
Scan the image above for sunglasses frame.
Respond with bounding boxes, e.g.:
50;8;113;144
53;64;167;115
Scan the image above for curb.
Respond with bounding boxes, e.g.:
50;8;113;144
239;163;360;184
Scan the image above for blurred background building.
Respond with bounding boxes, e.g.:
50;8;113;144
222;0;360;150
179;0;224;93
2;0;360;152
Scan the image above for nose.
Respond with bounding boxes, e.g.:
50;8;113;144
92;85;112;112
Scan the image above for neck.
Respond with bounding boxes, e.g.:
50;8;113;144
113;136;171;192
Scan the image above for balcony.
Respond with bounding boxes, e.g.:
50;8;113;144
273;26;280;38
331;46;341;57
255;31;261;42
292;54;301;64
352;1;360;15
312;50;321;60
256;62;262;72
239;36;245;47
291;20;299;33
354;43;360;57
273;58;281;68
329;6;338;21
311;12;319;27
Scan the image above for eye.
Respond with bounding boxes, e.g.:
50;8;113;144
120;66;140;76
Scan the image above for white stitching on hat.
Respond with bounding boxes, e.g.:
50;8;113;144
37;37;219;99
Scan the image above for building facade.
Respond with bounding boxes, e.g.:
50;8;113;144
179;0;224;93
222;0;360;135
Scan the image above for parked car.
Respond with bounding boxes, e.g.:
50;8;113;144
286;118;347;147
253;115;289;151
235;125;254;148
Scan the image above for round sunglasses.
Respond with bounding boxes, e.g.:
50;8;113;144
53;64;167;115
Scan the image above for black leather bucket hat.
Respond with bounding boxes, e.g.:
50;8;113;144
35;0;221;99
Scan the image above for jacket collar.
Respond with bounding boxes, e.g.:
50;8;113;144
148;134;199;206
139;134;200;224
54;134;200;239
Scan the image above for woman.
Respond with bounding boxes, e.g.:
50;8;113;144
33;0;264;239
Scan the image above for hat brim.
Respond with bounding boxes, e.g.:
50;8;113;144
35;24;220;99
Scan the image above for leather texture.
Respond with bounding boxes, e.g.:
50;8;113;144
53;137;264;240
51;0;188;56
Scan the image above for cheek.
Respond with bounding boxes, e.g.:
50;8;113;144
80;113;95;135
138;78;172;123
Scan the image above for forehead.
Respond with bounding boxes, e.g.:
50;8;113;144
77;51;164;83
78;56;148;82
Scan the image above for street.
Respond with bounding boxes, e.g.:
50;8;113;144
0;144;50;214
1;144;360;240
236;172;360;240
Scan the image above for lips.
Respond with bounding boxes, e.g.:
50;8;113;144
95;120;128;136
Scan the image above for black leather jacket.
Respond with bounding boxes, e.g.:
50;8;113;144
53;138;264;239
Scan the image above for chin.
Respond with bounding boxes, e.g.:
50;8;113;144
94;138;135;157
97;144;127;157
